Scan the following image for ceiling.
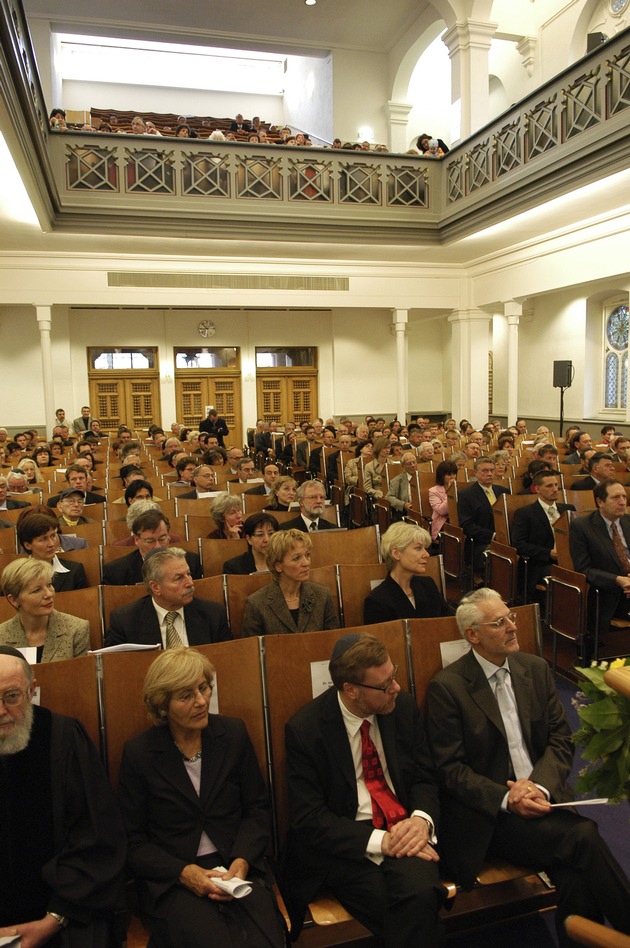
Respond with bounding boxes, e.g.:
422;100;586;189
23;0;438;55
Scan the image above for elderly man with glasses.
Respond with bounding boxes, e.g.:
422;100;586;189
283;632;448;944
426;587;630;947
0;646;126;944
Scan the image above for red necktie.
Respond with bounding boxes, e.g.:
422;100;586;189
360;719;407;830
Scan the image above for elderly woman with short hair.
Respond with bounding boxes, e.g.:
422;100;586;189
0;558;89;660
118;648;285;948
207;493;244;539
241;529;339;636
363;522;452;624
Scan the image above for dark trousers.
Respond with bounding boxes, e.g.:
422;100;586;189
325;852;447;948
489;810;630;947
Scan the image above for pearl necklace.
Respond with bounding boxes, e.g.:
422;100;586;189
174;740;202;762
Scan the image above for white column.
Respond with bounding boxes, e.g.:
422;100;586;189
35;306;55;437
448;309;492;425
442;19;498;142
505;301;522;427
385;101;414;153
391;309;408;424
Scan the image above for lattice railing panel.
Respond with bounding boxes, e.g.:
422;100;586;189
339;163;381;204
607;44;630;115
289;161;332;201
386;165;428;207
525;98;559;160
125;149;175;193
494;121;522;178
466;141;491;193
236;157;282;199
447;157;465;204
562;69;602;140
182;153;230;196
66;145;118;190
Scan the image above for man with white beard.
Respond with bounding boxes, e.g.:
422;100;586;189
0;647;126;946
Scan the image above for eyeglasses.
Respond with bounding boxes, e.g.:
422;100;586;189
0;689;28;707
173;682;213;704
476;612;517;630
348;665;399;693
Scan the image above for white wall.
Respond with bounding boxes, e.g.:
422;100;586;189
406;34;451;150
331;50;389;144
492;313;509;416
408;314;450;413
0;307;45;427
283;54;333;141
61;80;283;125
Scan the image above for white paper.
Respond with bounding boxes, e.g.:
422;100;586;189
550;798;609;808
212;867;252;898
16;646;37;665
440;640;470;668
0;936;21;946
310;660;333;698
89;643;160;654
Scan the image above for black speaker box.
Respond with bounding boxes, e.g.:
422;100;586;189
553;360;573;388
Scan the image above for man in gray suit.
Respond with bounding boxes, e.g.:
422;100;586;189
426;588;630;945
386;451;417;516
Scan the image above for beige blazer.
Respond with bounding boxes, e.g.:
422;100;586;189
0;609;90;661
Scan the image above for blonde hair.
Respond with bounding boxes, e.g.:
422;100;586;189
1;558;53;600
17;458;44;483
265;528;312;581
380;522;431;571
143;648;215;725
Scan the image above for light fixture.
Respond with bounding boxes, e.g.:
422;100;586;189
305;0;316;6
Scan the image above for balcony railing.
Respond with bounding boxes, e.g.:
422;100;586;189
3;0;630;244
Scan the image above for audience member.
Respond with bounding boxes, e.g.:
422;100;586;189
102;509;202;585
223;512;279;574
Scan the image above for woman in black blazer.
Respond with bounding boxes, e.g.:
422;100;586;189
363;522;452;624
17;512;88;592
223;512;279;574
118;648;285;948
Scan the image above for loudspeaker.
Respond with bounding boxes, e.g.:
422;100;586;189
587;32;608;54
553;360;573;388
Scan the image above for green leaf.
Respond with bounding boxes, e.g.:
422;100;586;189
581;725;626;760
578;696;623;729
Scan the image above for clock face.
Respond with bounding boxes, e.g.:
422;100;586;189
610;0;629;15
607;306;629;351
198;320;216;338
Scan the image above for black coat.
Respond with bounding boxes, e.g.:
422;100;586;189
363;573;453;624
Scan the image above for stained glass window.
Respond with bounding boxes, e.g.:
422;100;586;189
604;305;628;409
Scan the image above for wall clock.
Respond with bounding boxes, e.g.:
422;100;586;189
198;320;216;338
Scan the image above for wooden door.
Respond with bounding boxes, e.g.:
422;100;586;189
175;373;242;448
89;374;161;432
256;370;317;426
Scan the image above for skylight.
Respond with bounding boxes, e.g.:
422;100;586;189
58;34;285;95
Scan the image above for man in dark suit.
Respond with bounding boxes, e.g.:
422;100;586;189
198;408;229;446
562;429;592;465
280;481;336;532
570;477;630;640
177;464;217;498
426;588;630;945
511;471;575;601
570;451;616;490
105;547;230;647
284;632;447;943
245;462;279;497
102;509;202;585
295;426;317;468
0;475;30;509
308;426;336;478
47;465;105;507
457;457;509;571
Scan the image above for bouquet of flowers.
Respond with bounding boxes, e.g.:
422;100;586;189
572;657;630;803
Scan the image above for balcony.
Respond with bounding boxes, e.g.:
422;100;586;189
4;0;630;246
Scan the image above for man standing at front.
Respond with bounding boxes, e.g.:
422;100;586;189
284;633;446;944
426;588;630;946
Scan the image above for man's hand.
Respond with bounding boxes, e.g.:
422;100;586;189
615;575;630;597
0;914;60;947
179;863;234;901
381;816;439;861
506;779;551;818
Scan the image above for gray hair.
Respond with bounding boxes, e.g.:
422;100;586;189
8;471;28;486
142;547;187;588
126;498;161;531
456;588;502;637
209;129;225;141
297;480;325;502
210;492;242;525
473;455;494;471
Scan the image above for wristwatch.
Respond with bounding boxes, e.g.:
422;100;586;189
47;911;69;929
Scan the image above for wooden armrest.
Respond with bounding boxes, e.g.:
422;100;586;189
308;893;354;925
565;914;630;947
476;859;533;885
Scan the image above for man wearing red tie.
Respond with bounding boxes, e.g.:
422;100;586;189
283;633;447;944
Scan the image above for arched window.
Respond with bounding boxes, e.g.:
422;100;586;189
604;303;628;409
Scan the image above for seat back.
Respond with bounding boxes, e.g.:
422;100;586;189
102;584;148;629
547;564;588;671
484;540;519;605
58;546;102;586
310;525;380;568
225;572;274;637
59;521;105;547
553;511;574;569
35;654;101;751
200;537;249;577
54;586;104;649
337;562;388;628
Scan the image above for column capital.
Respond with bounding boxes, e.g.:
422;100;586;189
391;308;408;326
448;308;492;325
504;300;523;321
516;36;537;78
442;19;498;57
385;101;413;124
